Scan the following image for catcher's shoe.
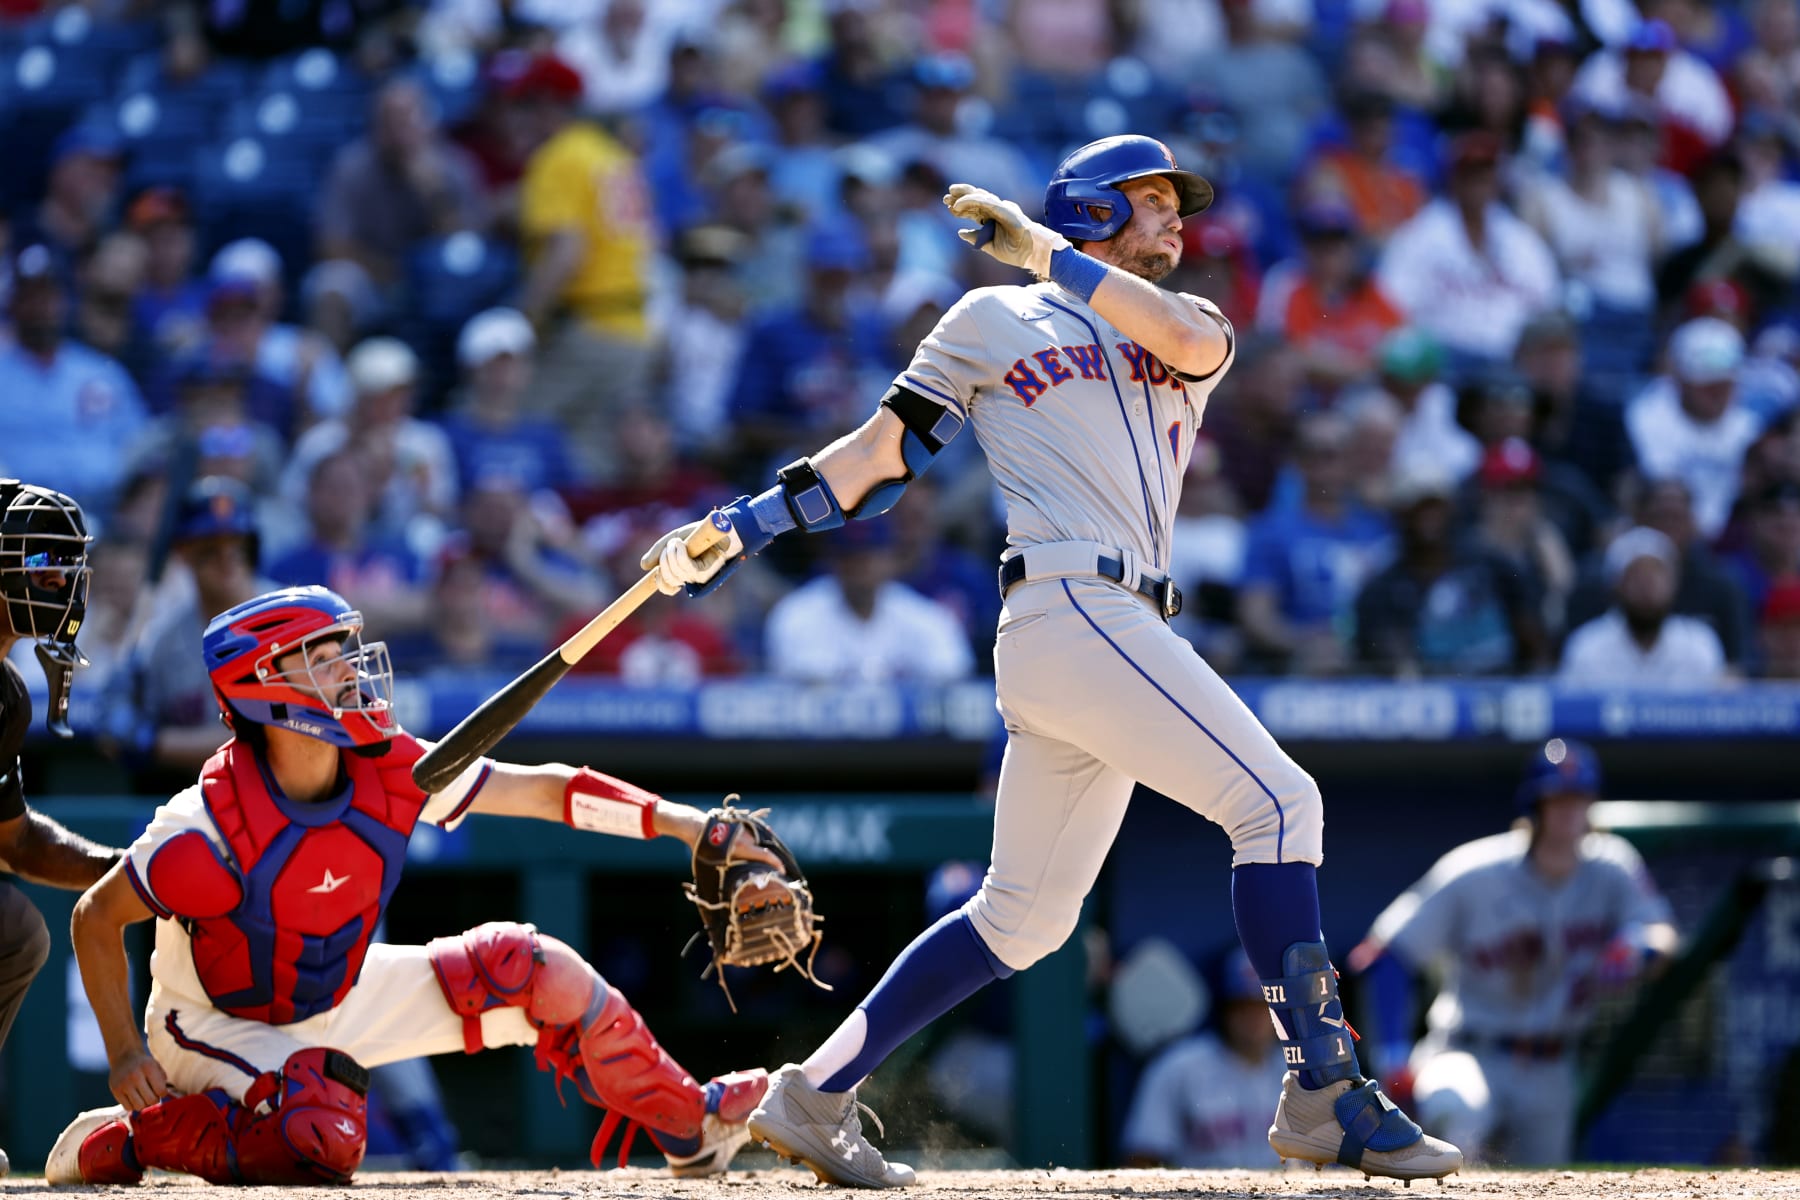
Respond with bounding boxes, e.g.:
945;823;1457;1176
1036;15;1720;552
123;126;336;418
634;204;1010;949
748;1063;915;1188
664;1069;770;1178
1268;1072;1463;1181
47;1105;142;1186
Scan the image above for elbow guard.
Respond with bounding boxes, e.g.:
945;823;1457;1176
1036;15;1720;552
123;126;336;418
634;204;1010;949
849;386;966;519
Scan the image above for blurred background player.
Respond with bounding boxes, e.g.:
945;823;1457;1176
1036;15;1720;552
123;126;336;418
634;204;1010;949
0;481;126;1175
1349;738;1680;1165
1120;947;1286;1168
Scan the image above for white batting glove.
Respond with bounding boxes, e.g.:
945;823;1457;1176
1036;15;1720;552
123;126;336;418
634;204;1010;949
639;517;744;596
945;182;1070;279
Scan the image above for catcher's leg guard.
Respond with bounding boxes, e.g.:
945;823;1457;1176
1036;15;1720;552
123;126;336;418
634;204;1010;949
428;921;710;1160
51;1049;370;1186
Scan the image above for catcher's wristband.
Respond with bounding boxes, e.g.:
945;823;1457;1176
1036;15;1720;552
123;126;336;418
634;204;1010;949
563;768;659;839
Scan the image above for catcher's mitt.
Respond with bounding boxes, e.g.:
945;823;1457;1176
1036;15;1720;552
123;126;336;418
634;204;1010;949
684;798;828;1011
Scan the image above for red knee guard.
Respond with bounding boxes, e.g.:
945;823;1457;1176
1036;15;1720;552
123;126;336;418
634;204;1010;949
430;921;595;1052
132;1049;369;1185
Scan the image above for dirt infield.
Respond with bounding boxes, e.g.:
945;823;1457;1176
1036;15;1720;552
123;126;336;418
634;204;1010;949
12;1164;1800;1198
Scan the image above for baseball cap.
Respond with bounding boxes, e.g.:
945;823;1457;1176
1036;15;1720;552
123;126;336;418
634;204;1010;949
499;52;583;103
1296;200;1358;240
1182;213;1245;260
1626;18;1677;54
127;186;188;231
51;123;122;165
1389;457;1459;507
9;243;58;286
458;307;535;369
1517;310;1577;351
914;53;974;91
1669;316;1745;383
1479;437;1541;489
1213;947;1263;1004
1604;525;1679;582
763;60;824;102
347;337;420;394
209;238;282;288
174;476;258;543
1377;327;1443;383
1517;737;1601;810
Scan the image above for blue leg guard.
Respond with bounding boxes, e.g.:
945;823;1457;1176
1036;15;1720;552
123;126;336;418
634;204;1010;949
1262;940;1363;1089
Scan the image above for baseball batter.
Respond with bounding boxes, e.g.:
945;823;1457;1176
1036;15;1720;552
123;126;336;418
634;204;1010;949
1350;738;1677;1165
45;586;772;1186
644;135;1461;1185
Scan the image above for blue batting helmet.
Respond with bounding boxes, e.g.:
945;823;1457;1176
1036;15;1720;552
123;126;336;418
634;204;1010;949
1516;737;1602;813
1043;135;1214;242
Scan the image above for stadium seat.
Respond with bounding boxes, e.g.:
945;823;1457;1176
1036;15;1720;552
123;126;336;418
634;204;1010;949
410;50;483;129
221;90;361;169
190;136;317;284
0;44;114;215
14;8;159;83
398;232;521;401
98;89;220;195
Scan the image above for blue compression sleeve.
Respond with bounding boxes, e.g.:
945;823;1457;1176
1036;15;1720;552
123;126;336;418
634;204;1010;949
818;912;1011;1093
1230;862;1323;979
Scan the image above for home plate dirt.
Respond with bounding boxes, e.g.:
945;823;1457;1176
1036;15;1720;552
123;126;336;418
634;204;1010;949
11;1165;1800;1197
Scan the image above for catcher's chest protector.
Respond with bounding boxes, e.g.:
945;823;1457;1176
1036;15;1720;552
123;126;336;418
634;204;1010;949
187;737;429;1024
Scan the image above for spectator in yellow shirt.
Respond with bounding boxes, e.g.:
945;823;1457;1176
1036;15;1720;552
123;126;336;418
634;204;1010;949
515;52;658;484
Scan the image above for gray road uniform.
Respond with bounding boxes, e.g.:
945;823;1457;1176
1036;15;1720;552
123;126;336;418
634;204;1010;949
897;281;1325;971
1369;829;1674;1163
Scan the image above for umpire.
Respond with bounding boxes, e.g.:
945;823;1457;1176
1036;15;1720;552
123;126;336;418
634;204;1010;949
0;481;125;1174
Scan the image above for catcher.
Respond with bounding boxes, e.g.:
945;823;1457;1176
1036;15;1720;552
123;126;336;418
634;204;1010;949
47;585;818;1186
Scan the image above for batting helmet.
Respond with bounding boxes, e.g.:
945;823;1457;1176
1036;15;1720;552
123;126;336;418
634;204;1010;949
1043;135;1214;242
203;586;397;748
0;480;92;664
1516;737;1602;814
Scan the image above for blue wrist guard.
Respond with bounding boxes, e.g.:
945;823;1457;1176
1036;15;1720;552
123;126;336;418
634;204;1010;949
1048;247;1108;302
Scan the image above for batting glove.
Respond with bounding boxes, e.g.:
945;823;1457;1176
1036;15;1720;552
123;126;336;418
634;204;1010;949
641;513;748;597
945;183;1070;279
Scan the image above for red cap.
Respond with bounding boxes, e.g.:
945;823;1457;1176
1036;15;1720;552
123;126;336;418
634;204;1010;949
1686;278;1749;322
499;52;583;104
127;187;187;231
1480;437;1541;488
1764;579;1800;624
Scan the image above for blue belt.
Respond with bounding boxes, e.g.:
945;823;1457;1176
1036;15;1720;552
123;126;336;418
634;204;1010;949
998;552;1183;621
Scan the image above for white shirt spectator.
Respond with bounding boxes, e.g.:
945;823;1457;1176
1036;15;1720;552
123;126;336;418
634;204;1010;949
1571;48;1734;148
1366;380;1484;484
1121;1033;1287;1168
1624;378;1761;539
1528;171;1657;311
765;578;974;684
1377;200;1560;362
1558;609;1726;687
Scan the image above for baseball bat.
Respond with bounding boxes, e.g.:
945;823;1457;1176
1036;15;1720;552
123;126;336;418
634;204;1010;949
411;511;734;794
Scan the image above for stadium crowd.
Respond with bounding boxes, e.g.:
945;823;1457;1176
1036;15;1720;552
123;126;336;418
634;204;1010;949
4;0;1800;716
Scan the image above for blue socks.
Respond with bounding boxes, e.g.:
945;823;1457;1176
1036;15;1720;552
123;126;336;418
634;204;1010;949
819;912;1012;1093
1232;862;1363;1090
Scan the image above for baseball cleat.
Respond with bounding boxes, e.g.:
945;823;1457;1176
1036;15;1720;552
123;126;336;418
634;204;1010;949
664;1069;769;1178
46;1105;139;1186
747;1063;916;1188
1267;1072;1463;1181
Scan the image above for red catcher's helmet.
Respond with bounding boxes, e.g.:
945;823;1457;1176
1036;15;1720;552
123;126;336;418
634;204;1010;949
202;586;397;748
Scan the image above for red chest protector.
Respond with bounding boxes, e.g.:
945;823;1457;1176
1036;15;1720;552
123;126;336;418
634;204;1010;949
168;736;430;1025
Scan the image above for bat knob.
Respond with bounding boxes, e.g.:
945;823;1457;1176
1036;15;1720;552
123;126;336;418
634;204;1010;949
710;510;733;534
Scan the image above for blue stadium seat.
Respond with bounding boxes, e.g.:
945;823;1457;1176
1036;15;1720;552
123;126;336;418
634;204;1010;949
222;90;361;169
0;44;114;215
98;89;220;195
409;51;483;129
399;232;521;400
117;52;256;109
190;136;317;283
15;8;159;82
258;46;372;107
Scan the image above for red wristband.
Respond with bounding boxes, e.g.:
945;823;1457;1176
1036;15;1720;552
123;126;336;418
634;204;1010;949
563;768;659;839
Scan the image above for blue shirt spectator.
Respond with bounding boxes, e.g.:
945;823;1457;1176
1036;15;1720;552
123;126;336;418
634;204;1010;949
0;246;148;517
439;308;574;495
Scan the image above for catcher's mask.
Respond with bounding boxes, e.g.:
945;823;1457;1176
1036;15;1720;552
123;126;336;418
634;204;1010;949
203;586;397;748
0;482;92;736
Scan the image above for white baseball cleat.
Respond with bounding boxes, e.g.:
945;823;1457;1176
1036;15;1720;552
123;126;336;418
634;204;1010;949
1268;1072;1463;1182
748;1064;916;1188
664;1069;770;1178
46;1105;129;1186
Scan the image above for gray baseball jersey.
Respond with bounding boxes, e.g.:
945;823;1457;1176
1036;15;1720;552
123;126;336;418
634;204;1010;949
898;282;1229;570
1370;829;1673;1040
890;281;1329;972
